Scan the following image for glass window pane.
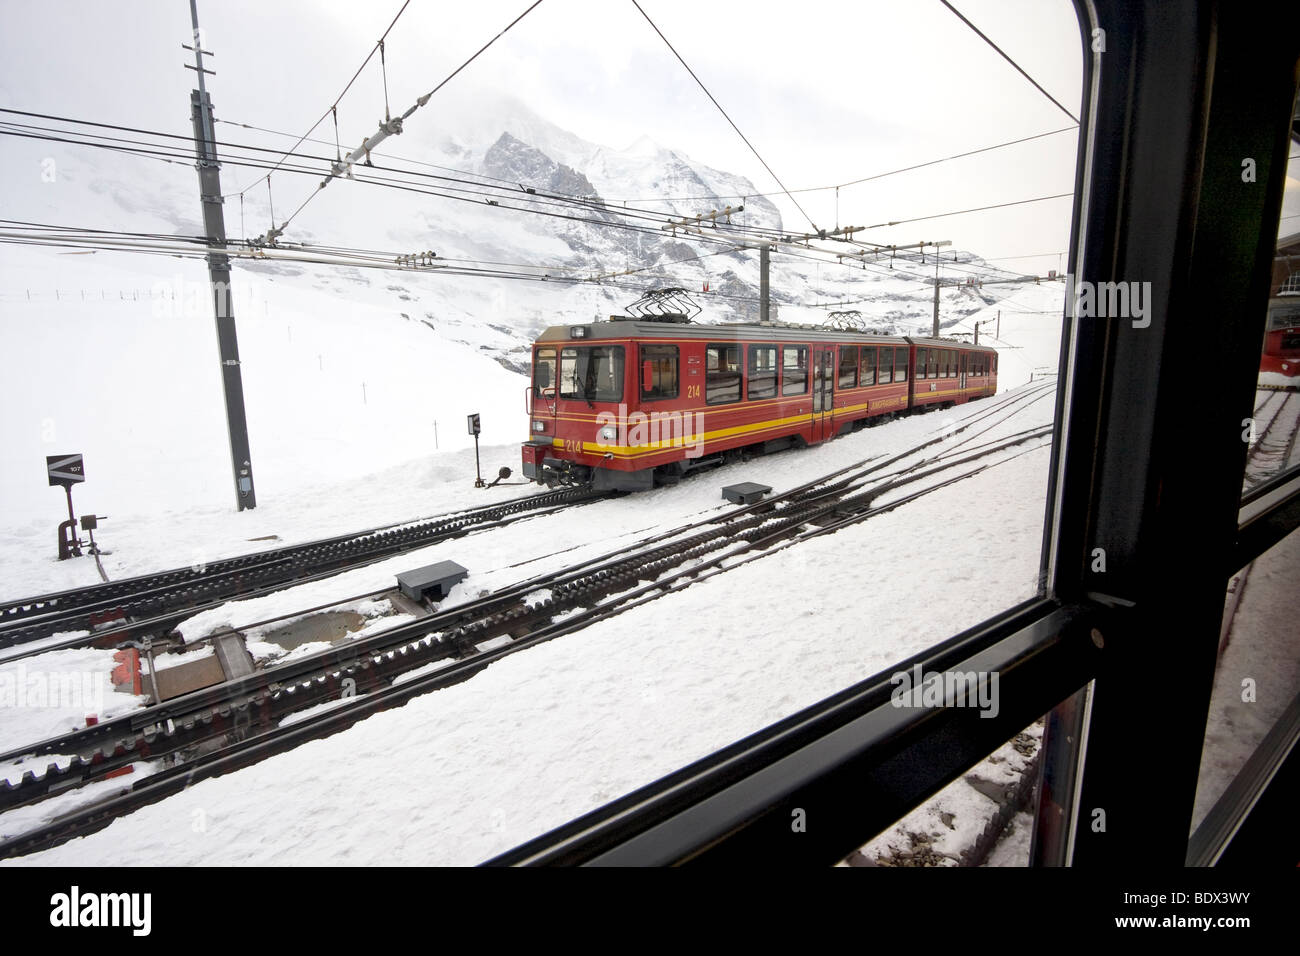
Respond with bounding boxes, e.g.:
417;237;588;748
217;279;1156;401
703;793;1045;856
839;346;859;388
707;343;742;404
782;345;809;395
560;346;624;402
640;345;679;401
861;346;876;386
748;344;778;400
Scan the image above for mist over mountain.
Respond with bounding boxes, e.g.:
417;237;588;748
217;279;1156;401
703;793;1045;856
3;93;1011;377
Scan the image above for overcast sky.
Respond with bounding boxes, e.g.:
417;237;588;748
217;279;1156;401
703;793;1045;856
7;0;1291;274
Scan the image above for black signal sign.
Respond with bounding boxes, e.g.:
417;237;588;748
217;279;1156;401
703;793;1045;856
47;454;85;488
467;413;481;436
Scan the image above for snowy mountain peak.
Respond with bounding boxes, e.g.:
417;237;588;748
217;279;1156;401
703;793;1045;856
483;132;600;199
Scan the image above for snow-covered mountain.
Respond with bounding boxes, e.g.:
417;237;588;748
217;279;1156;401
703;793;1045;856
0;93;1018;525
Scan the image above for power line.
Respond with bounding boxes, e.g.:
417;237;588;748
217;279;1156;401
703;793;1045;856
0;115;795;245
612;126;1079;204
256;0;546;243
226;0;412;198
978;251;1067;262
937;0;1079;125
4;118;1049;298
862;192;1074;230
4;111;1058;297
629;0;820;234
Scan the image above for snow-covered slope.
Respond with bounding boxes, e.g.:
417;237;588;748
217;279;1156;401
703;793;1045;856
0;93;1039;556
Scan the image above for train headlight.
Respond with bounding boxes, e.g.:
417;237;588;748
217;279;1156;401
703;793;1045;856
532;420;547;433
598;425;617;442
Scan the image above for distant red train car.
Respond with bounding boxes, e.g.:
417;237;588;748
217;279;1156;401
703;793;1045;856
521;317;998;491
1259;297;1300;390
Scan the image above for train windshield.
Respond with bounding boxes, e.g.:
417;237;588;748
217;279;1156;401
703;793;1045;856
559;345;624;403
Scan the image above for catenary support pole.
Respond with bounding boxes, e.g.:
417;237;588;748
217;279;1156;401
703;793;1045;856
188;0;257;510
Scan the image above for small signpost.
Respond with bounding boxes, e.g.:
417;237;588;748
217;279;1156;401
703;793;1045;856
468;413;485;487
47;453;85;560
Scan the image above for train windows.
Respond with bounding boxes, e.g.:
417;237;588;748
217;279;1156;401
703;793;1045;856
748;345;778;400
894;347;908;382
559;345;624;403
706;344;742;404
782;345;809;395
928;349;939;379
838;346;859;388
879;348;894;384
915;348;926;380
639;345;679;402
946;350;954;377
533;347;556;392
861;347;876;386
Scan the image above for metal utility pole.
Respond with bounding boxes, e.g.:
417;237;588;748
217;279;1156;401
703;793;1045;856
187;0;256;510
932;280;941;337
760;244;770;323
924;241;954;337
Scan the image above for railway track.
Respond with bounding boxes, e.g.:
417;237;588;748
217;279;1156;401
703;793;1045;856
0;384;1055;859
1244;390;1300;489
0;486;603;655
1220;389;1300;652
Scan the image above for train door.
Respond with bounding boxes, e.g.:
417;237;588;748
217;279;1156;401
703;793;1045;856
812;348;835;442
529;346;558;428
960;352;967;390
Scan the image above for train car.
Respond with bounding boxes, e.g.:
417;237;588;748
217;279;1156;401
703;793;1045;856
521;314;998;491
1259;297;1300;390
909;337;999;409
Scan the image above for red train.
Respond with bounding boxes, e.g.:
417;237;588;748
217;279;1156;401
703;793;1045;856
521;315;998;491
1259;297;1300;390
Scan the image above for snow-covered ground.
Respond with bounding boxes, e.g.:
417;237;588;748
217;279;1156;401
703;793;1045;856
3;380;1059;864
1191;525;1300;833
0;274;1066;857
2;96;1290;863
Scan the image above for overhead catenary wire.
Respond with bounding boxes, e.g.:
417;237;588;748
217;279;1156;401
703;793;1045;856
860;192;1074;230
0;115;798;246
3;81;1065;302
612;126;1079;205
224;0;413;199
260;0;545;244
629;0;821;235
937;0;1079;125
2;106;1072;286
2;116;1054;299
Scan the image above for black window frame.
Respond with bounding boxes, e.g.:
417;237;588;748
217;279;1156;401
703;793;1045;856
488;1;1300;869
894;347;908;382
879;347;894;385
860;346;876;387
